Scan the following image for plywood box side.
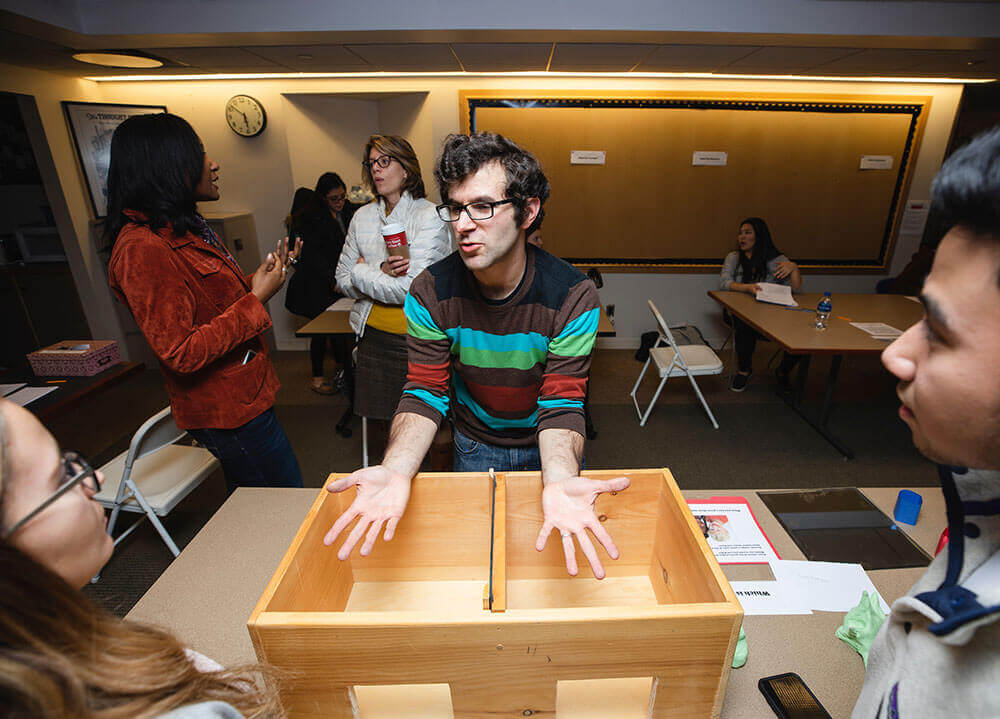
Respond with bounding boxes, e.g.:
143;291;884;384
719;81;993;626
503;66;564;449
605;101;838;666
503;469;662;581
250;611;740;684
253;600;740;628
249;487;349;617
651;471;728;605
264;486;355;613
323;472;494;579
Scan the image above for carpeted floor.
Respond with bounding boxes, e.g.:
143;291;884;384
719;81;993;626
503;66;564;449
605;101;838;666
77;344;937;616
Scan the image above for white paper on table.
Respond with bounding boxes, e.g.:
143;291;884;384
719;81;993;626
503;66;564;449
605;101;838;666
6;386;57;407
325;297;355;312
850;322;903;340
1;383;27;397
687;498;781;565
729;581;813;615
755;282;797;307
769;560;890;613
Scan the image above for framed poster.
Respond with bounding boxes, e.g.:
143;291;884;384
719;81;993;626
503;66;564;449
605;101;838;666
62;102;166;217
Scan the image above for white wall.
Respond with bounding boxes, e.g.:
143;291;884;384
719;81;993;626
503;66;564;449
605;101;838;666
283;94;377;194
1;69;961;352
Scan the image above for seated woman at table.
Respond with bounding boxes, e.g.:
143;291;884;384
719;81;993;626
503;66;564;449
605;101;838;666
334;135;452;432
285;172;359;395
719;217;802;392
105;113;303;493
0;399;281;718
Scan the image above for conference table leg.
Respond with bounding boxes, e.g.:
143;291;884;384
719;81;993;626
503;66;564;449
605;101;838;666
780;353;854;460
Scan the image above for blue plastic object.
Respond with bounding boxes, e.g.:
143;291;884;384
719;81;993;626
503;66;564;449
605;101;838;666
893;489;923;525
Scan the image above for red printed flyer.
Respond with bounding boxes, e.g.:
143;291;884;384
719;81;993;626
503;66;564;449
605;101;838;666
686;497;781;565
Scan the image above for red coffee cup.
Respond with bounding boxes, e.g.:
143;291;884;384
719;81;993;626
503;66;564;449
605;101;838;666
381;223;409;260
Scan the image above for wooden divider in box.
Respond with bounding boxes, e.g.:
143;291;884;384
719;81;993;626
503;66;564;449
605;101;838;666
248;469;742;719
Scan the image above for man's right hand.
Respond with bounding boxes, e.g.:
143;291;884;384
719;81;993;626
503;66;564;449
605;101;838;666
323;465;412;560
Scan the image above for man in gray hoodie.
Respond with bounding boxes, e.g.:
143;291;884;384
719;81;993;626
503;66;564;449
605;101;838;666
852;126;1000;718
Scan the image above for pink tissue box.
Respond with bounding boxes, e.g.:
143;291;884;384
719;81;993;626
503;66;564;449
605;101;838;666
27;340;120;377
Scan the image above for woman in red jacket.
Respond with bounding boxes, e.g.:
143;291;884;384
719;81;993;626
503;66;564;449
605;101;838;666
105;113;303;492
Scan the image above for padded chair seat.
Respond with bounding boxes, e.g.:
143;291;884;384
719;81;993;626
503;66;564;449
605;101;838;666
650;344;724;377
95;444;218;516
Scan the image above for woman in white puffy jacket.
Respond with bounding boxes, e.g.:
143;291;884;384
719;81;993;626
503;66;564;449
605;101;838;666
334;134;453;423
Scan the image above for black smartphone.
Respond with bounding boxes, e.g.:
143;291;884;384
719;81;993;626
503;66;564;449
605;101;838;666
758;673;832;719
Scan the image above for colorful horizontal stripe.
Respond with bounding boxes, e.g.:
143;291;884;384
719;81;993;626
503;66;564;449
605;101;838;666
395;247;599;446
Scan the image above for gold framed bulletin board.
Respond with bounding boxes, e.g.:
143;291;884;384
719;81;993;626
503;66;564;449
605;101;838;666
460;91;930;273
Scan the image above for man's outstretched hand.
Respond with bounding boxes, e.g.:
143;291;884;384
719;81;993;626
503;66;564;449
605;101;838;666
323;465;412;560
535;475;631;579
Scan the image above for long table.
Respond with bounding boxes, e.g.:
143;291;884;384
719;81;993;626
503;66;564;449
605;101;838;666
708;291;924;459
127;483;941;718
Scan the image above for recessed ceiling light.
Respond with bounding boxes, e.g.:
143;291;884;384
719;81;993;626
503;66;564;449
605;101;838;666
72;52;163;68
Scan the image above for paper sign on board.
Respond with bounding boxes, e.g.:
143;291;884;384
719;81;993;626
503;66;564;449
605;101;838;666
692;151;727;166
570;150;606;165
860;155;894;170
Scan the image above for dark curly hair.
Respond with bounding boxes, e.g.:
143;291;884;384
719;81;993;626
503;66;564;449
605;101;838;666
435;132;549;225
931;125;1000;268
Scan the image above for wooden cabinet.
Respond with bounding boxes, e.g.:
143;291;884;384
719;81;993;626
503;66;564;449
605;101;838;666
249;469;742;718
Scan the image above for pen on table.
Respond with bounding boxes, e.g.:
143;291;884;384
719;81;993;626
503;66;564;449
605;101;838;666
46;379;66;384
837;315;852;322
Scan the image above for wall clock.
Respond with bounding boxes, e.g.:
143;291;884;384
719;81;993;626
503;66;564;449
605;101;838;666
225;95;266;137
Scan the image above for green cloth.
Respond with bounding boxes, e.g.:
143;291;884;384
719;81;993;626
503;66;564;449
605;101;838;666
836;590;887;667
731;625;748;668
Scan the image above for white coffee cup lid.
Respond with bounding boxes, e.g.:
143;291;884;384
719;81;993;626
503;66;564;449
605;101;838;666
381;222;405;235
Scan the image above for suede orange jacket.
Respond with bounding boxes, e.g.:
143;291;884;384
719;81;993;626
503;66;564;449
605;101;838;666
108;220;279;430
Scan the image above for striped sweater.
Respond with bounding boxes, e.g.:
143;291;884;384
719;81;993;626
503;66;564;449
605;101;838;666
396;245;599;447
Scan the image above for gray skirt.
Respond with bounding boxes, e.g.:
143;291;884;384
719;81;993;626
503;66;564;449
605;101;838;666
354;326;409;421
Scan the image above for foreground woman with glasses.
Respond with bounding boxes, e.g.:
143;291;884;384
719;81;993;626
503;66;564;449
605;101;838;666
0;399;281;718
334;135;452;431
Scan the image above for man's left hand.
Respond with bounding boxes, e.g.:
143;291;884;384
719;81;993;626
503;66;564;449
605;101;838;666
535;475;630;579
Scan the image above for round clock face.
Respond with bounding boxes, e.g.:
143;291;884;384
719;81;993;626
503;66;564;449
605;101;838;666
225;95;266;137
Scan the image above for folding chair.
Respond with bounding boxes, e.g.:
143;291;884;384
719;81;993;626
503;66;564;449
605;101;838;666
630;300;724;429
94;407;220;558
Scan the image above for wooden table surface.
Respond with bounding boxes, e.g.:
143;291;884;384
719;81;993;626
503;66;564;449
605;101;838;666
3;361;144;421
708;291;925;355
127;481;942;718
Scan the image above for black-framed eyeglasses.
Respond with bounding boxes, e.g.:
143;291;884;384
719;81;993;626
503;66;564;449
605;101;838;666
1;451;101;539
361;155;396;170
436;198;518;223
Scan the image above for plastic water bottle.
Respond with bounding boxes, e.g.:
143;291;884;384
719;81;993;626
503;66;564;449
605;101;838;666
815;292;833;330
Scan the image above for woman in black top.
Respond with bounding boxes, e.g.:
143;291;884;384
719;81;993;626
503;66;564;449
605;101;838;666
285;172;359;394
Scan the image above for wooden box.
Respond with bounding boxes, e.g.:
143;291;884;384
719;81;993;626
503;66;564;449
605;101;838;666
248;469;742;718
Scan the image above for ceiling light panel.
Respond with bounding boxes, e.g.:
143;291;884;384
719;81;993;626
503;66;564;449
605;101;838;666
145;46;280;68
241;45;374;71
725;46;862;71
549;43;658;71
451;43;552;72
637;44;761;71
344;43;460;71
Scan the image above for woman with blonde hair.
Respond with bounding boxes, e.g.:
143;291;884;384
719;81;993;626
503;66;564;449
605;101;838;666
335;135;452;428
0;399;281;718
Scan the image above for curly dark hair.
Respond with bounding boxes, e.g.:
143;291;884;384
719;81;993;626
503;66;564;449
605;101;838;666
435;132;550;225
931;124;1000;262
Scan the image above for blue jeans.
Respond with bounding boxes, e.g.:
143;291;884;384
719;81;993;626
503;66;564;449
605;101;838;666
189;408;304;494
452;426;542;473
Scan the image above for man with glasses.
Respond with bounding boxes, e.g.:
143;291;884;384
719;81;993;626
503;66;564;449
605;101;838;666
324;132;628;580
